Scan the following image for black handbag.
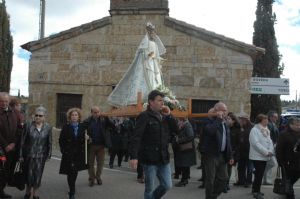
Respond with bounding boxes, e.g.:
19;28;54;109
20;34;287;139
273;166;293;195
273;167;286;195
178;141;193;151
8;161;26;191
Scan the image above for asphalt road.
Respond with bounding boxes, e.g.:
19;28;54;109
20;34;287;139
5;155;299;199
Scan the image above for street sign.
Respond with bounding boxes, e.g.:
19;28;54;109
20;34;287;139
250;77;289;95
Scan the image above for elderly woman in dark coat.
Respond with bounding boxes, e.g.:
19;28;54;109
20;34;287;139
174;118;196;187
59;108;88;199
276;117;300;199
21;106;52;199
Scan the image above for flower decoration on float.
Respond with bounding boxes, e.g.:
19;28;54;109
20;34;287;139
143;85;186;111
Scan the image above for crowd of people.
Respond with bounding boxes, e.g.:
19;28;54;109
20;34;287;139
1;90;300;199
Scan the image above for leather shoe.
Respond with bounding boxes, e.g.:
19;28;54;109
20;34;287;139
0;192;11;199
89;180;94;187
96;178;102;185
69;193;75;199
262;182;272;185
233;182;243;186
253;192;264;199
24;193;30;199
252;190;264;196
137;178;145;183
198;183;205;189
175;180;188;187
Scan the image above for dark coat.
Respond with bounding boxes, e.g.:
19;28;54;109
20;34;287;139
21;122;52;159
129;109;177;165
59;123;88;175
268;121;279;144
110;119;134;151
276;127;300;172
230;125;241;162
238;123;253;159
202;118;232;162
198;118;214;153
83;116;113;148
0;107;20;149
174;120;196;167
0;107;21;183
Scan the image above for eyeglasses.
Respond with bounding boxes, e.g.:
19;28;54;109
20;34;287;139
35;114;44;117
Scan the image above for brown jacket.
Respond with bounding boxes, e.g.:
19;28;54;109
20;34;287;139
0;107;19;148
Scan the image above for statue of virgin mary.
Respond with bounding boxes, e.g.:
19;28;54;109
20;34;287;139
107;22;166;107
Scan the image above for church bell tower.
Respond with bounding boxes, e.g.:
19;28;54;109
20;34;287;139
110;0;169;15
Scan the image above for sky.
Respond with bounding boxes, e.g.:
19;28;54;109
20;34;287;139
4;0;300;101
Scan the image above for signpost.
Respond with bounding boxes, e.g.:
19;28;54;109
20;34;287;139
250;77;289;95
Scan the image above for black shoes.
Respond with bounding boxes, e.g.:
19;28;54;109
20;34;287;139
253;192;264;199
175;180;188;187
89;180;94;187
32;196;39;199
223;184;230;193
137;177;145;183
23;193;30;199
0;191;11;199
69;193;75;199
252;190;264;196
262;182;272;185
234;182;244;186
96;178;102;185
198;183;205;189
90;178;102;186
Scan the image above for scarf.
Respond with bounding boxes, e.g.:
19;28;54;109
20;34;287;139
257;124;270;137
71;122;79;137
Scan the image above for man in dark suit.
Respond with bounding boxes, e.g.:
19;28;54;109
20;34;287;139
202;102;234;199
0;92;20;198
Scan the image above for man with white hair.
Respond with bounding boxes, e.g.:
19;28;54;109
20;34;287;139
0;92;20;198
202;102;234;199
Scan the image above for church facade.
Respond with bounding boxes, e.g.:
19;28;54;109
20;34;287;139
22;0;264;127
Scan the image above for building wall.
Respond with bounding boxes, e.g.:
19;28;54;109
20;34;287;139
28;14;252;126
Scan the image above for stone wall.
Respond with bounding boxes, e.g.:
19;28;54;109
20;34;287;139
28;14;253;127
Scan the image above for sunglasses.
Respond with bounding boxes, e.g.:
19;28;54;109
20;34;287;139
35;114;44;117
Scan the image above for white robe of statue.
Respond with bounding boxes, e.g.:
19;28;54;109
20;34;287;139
107;31;166;107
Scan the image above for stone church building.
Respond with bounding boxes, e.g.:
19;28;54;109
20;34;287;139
22;0;264;127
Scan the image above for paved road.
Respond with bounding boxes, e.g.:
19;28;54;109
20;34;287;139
6;154;299;199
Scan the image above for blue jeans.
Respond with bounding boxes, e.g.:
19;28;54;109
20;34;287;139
143;163;172;199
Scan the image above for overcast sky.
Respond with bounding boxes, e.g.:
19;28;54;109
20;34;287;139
5;0;300;101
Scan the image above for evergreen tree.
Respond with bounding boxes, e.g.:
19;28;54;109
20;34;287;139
250;0;283;121
0;0;13;92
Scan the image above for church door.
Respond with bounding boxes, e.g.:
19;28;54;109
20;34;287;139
56;93;82;128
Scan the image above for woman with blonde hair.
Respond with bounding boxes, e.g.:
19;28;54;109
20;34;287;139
59;108;88;199
249;114;274;199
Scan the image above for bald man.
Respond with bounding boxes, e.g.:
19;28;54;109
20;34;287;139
0;92;20;198
83;106;113;187
202;102;234;199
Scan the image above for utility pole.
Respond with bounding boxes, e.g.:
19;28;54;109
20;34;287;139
39;0;45;39
296;90;298;110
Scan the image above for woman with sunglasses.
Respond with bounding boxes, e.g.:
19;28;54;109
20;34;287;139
59;108;88;199
20;106;52;199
